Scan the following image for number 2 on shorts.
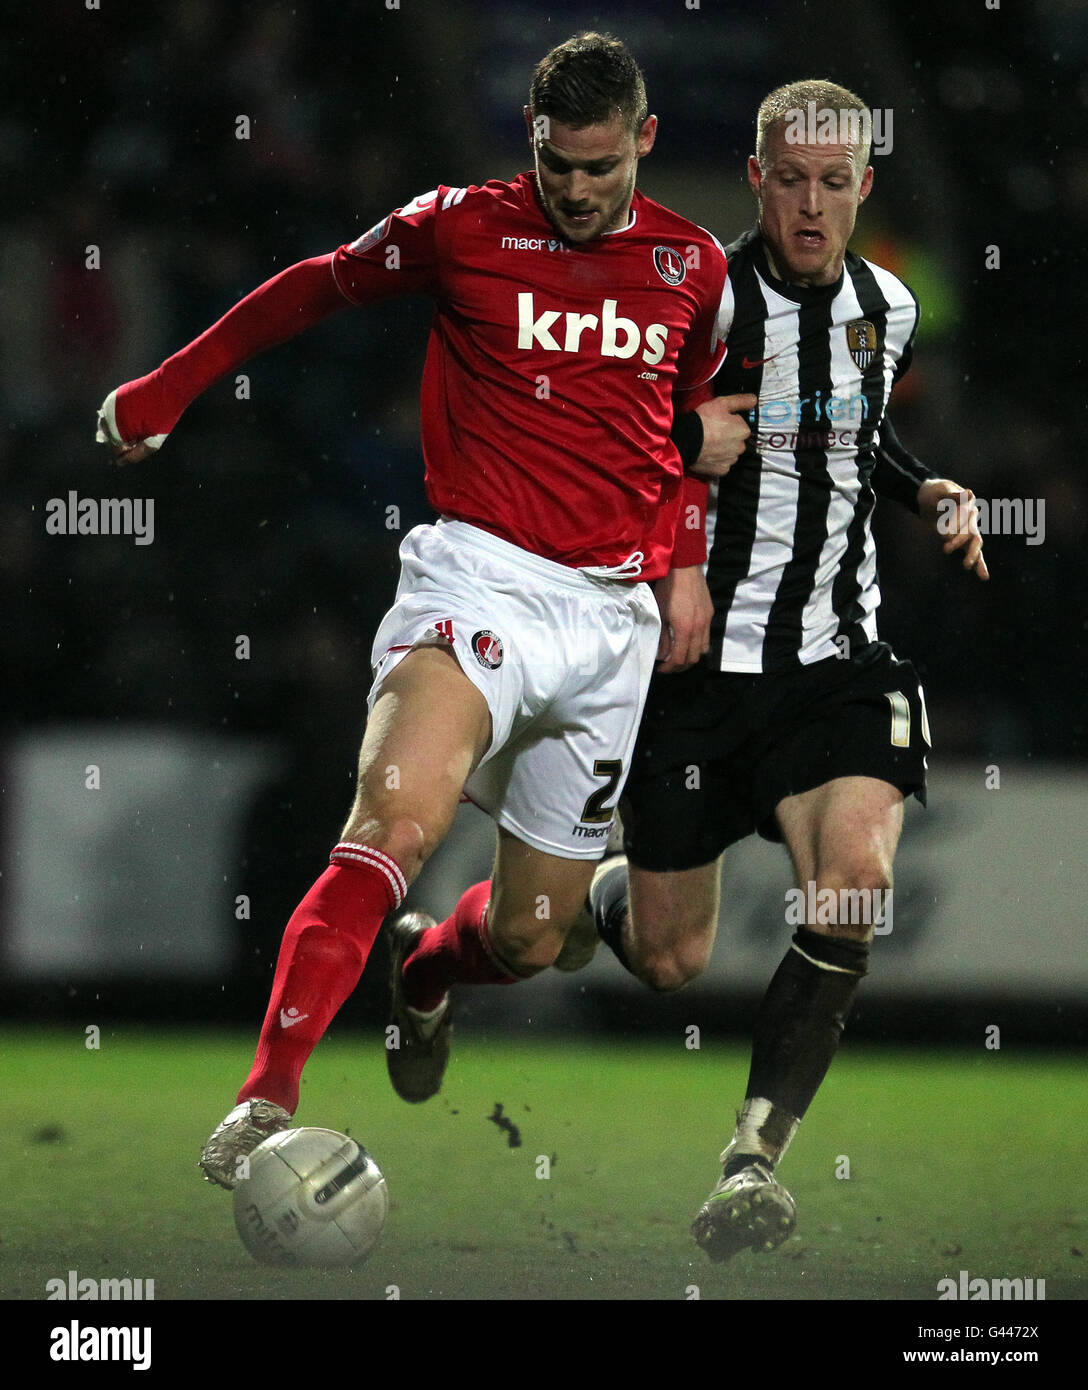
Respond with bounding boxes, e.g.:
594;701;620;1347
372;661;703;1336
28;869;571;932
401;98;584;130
580;758;623;824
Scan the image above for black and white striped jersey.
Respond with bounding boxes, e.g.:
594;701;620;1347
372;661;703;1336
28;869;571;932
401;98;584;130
703;228;927;672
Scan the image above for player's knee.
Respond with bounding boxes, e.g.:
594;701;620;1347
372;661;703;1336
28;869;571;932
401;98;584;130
839;861;893;899
339;812;430;881
809;862;893;940
487;920;561;977
636;939;711;993
627;893;716;991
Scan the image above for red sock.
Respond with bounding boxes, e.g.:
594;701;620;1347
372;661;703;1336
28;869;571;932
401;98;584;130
238;843;408;1113
402;880;520;1011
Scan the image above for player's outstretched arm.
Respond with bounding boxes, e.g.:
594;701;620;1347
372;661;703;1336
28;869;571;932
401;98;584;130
917;478;990;581
95;254;350;464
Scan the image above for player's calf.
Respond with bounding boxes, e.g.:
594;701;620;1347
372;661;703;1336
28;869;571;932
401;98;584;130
235;841;414;1117
386;877;548;1104
485;830;598;976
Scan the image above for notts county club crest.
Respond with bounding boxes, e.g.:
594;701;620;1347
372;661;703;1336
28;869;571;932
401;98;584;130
846;319;878;369
653;245;687;286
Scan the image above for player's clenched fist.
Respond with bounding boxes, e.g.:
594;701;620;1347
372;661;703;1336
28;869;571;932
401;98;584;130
95;387;167;467
689;393;757;478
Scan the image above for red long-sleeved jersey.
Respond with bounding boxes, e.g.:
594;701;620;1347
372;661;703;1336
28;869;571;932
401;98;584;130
109;173;726;579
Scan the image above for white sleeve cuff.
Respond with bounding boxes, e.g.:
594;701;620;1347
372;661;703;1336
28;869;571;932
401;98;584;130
95;388;168;451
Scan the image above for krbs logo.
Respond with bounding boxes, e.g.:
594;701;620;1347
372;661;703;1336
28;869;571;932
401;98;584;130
517;293;669;364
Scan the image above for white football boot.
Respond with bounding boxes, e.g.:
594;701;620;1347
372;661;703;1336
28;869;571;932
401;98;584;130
199;1098;292;1189
691;1142;797;1261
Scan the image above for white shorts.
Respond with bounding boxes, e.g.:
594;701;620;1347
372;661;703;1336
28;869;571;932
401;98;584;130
367;520;661;859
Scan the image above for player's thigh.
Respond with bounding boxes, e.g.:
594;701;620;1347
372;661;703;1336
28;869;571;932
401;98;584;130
618;670;746;973
487;827;597;972
342;644;492;869
776;774;904;893
464;583;659;863
621;669;754;872
758;643;926;902
626;857;722;972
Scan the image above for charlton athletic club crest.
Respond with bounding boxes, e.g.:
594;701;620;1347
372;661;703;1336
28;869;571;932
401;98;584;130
471;630;504;670
653;245;687;286
846;319;878;369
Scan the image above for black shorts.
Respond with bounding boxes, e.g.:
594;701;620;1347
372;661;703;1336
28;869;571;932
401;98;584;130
621;641;930;872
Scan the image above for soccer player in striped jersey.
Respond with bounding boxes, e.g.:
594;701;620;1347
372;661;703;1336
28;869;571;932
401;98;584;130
95;32;754;1190
562;79;989;1262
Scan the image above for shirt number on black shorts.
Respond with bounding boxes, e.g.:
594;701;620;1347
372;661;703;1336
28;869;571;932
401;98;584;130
885;687;932;748
580;758;623;824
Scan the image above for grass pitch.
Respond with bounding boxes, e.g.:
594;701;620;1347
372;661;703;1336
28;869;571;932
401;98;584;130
1;1027;1083;1302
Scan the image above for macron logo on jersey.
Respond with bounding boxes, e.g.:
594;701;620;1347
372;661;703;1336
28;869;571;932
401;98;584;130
502;235;570;253
516;292;669;365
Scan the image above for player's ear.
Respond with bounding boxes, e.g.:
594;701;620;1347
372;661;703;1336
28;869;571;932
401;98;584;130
858;164;874;202
525;107;551;151
747;155;763;197
635;114;658;158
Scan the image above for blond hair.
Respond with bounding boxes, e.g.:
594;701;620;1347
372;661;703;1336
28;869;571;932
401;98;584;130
756;79;872;170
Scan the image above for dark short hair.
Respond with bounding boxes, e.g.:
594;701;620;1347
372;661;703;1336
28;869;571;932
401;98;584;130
529;32;648;137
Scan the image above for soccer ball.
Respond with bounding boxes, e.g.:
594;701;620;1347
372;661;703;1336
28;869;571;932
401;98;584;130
233;1127;389;1267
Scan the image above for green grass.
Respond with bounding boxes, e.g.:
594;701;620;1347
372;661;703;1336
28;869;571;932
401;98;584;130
1;1028;1084;1301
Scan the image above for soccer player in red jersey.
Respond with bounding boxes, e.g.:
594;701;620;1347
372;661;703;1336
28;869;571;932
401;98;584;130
95;32;753;1186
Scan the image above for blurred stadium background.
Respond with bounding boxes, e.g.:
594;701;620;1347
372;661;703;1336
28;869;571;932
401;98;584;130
0;0;1084;1311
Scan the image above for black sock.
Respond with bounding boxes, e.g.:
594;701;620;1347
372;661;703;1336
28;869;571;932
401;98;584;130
588;858;632;973
723;1150;775;1179
745;927;871;1122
